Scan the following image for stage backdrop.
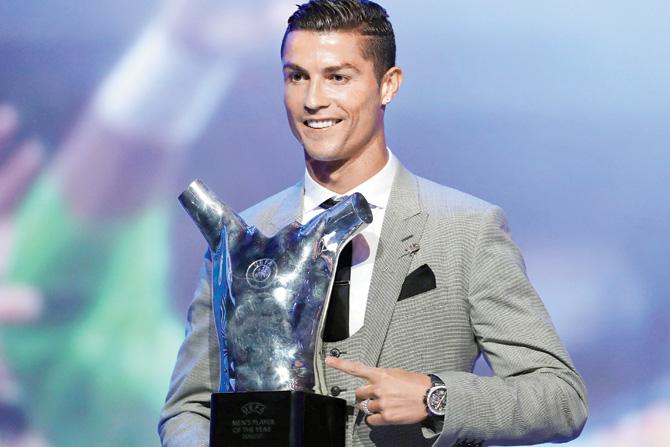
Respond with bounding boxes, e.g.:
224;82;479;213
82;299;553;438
0;1;668;446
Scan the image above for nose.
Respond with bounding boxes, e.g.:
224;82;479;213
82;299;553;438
304;79;329;113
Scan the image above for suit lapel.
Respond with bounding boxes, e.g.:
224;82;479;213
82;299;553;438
359;166;428;368
248;171;428;370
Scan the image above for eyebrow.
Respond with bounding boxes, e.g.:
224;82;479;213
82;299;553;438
282;62;361;74
324;63;361;74
283;63;306;72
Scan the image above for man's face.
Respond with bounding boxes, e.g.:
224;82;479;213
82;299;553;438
282;31;386;164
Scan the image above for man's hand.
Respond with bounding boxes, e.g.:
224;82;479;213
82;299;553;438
325;356;431;426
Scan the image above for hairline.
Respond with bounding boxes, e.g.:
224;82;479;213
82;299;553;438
281;28;390;84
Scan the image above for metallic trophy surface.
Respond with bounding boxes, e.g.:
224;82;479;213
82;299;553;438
179;179;372;395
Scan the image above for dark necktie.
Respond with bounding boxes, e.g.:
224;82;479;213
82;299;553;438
320;198;351;342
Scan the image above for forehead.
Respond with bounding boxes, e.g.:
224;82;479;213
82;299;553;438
282;30;370;68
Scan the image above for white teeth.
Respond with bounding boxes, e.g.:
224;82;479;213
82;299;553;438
305;120;338;129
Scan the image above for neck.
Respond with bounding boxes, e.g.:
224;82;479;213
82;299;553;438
305;142;388;194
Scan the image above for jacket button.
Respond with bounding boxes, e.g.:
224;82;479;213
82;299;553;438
330;386;343;396
329;348;341;358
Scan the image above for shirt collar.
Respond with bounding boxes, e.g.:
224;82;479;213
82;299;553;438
303;148;399;213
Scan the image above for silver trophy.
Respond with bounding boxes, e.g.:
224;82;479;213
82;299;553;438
179;179;371;446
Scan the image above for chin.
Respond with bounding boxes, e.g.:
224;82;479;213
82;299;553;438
302;144;344;163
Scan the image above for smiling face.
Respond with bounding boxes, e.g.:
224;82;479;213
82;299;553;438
282;30;400;187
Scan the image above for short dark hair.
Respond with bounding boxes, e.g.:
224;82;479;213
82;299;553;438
281;0;396;83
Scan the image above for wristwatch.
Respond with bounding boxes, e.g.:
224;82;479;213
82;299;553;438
424;374;448;417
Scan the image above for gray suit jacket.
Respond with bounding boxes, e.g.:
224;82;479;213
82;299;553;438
159;165;588;447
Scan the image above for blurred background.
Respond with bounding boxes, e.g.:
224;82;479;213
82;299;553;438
0;0;668;445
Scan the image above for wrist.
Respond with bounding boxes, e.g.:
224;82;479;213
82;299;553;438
423;374;447;419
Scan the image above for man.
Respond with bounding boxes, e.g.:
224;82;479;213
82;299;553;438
159;1;588;446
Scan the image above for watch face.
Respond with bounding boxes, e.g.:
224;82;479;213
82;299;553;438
427;385;448;416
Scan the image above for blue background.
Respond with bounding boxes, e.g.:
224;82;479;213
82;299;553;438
1;1;668;445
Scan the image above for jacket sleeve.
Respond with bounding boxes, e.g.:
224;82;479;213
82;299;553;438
434;206;588;446
158;255;217;447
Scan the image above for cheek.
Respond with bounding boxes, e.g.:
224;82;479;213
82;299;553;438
284;88;303;118
336;90;374;120
355;95;383;127
283;99;303;140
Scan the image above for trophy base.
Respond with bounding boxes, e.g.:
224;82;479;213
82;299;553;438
210;390;347;447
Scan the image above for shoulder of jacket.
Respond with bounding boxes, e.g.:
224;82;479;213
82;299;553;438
413;175;497;217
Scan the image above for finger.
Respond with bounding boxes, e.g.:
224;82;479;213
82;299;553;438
364;413;387;426
354;383;377;402
365;398;383;414
0;138;45;214
325;356;380;381
0;104;19;152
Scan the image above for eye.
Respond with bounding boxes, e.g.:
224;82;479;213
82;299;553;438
330;74;349;84
288;72;307;83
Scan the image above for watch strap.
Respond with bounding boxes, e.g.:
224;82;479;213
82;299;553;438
428;374;444;387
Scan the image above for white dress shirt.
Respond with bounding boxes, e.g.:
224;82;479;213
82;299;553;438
301;149;399;336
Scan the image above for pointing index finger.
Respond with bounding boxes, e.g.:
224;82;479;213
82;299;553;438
325;356;381;382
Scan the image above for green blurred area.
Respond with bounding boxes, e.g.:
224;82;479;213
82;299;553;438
1;175;184;446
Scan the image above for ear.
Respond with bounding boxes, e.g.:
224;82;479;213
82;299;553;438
380;66;403;106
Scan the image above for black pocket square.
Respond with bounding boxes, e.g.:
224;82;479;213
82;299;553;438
398;264;436;301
